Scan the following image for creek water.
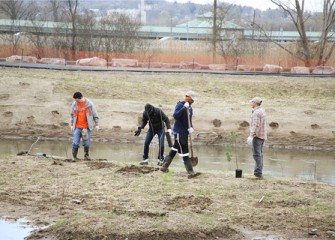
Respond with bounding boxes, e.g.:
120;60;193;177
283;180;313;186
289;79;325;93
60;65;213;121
0;218;38;240
0;139;334;184
0;139;334;239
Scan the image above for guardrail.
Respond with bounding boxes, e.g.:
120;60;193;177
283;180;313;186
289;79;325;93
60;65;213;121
1;21;334;42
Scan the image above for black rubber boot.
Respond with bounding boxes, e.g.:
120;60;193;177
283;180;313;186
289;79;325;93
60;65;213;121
84;147;90;160
183;156;201;179
160;155;173;173
72;148;79;162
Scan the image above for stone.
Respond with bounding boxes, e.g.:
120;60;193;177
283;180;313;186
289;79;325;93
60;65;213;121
76;57;107;67
291;66;310;74
111;58;138;67
208;64;235;71
237;65;253;72
6;55;37;63
312;66;335;74
38;58;66;65
263;64;283;73
179;61;201;69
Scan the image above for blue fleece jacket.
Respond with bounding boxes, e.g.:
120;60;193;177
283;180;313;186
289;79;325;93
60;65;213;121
173;101;193;135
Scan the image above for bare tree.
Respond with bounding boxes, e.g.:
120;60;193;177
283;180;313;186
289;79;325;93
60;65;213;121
26;20;48;58
211;2;242;62
65;0;79;60
36;1;66;22
318;0;335;65
99;13;141;54
50;0;66;22
1;26;22;54
212;0;217;57
51;22;72;57
268;0;335;67
0;0;38;20
76;10;98;52
135;39;152;62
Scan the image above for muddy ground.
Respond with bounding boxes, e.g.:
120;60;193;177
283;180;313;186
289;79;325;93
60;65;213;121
1;155;335;240
0;67;335;239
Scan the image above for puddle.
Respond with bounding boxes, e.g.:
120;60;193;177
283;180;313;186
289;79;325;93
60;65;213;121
0;218;37;240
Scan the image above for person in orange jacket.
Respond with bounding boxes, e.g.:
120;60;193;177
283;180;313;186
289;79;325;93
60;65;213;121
70;92;99;161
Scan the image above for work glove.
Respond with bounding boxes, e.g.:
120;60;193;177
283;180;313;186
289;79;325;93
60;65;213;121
188;127;194;134
95;125;100;131
184;102;190;108
134;127;141;136
82;128;88;140
247;136;254;145
167;129;173;135
70;125;74;132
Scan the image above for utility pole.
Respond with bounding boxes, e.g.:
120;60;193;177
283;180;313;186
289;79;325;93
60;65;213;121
212;0;217;62
252;10;255;40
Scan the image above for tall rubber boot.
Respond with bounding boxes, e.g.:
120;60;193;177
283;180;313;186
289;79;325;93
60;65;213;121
84;147;90;160
160;155;173;173
72;148;79;162
183;156;201;179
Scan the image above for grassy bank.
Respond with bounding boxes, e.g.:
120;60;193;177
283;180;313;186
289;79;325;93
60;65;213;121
0;67;335;150
0;155;334;239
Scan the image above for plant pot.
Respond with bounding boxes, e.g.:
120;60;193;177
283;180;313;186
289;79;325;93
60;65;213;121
235;169;242;178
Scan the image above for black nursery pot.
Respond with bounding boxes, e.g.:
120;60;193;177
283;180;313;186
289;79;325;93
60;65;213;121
235;169;242;178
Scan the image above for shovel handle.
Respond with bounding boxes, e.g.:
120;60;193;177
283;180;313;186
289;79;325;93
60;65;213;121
166;131;173;147
186;108;194;157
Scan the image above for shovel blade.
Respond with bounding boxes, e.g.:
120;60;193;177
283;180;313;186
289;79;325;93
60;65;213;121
191;156;198;167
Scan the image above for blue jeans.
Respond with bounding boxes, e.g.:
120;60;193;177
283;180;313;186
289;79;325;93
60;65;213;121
252;137;264;176
143;128;165;160
72;128;91;149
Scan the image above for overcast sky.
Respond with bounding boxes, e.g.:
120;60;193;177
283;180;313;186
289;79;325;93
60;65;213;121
165;0;322;12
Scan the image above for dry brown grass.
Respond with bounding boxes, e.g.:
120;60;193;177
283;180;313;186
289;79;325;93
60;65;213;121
1;40;335;67
0;155;334;239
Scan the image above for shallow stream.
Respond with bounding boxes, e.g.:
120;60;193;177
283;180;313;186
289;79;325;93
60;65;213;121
1;139;334;184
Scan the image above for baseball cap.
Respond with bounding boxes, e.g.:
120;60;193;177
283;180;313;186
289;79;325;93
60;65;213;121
250;96;262;104
185;90;197;101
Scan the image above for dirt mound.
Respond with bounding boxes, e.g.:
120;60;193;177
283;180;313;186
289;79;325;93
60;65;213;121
165;195;213;210
269;121;279;129
86;161;117;169
116;164;160;174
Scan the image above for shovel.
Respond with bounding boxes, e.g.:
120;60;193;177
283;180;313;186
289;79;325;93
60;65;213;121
165;130;173;148
187;108;198;167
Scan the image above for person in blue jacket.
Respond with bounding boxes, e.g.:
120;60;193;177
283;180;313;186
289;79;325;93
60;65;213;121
160;91;201;179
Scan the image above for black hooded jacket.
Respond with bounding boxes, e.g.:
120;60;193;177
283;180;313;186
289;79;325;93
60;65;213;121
140;104;171;132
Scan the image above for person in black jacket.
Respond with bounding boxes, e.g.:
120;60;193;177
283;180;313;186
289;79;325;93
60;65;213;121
134;104;172;165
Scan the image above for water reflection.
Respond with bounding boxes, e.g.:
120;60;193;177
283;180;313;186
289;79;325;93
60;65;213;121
0;139;334;184
0;218;37;240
